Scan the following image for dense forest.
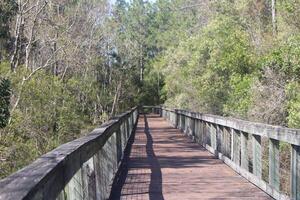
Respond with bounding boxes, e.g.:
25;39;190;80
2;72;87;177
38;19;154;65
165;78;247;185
0;0;300;179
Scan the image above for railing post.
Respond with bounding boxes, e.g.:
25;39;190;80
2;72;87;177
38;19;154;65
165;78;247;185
121;121;126;151
252;135;262;178
269;139;280;190
200;120;204;145
186;113;193;137
93;144;103;199
181;113;185;132
291;145;300;200
111;132;118;172
126;116;130;138
116;128;122;163
184;113;188;134
222;127;230;158
203;122;207;146
219;126;224;154
241;132;249;170
190;113;196;141
205;122;212;146
175;109;179;128
231;129;241;165
211;124;217;150
194;118;199;143
216;125;221;152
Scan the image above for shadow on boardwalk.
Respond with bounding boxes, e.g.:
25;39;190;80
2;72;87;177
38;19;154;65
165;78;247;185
109;114;164;200
144;115;164;200
110;114;272;200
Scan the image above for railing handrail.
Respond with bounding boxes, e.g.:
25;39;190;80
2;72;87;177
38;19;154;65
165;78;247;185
161;107;300;146
0;107;138;200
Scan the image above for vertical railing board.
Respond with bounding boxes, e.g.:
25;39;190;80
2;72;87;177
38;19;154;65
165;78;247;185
174;111;177;127
241;132;249;171
227;127;232;159
206;122;211;147
253;135;262;179
203;120;207;145
210;124;217;150
93;150;102;200
222;127;227;157
99;140;109;199
291;145;300;200
194;118;199;143
111;132;118;176
199;120;203;145
182;114;185;132
187;116;191;136
226;127;230;158
65;168;84;200
81;158;96;200
107;135;117;193
269;139;280;190
231;129;241;166
216;125;221;152
116;128;122;163
184;115;188;134
121;123;127;151
191;114;196;140
219;126;225;155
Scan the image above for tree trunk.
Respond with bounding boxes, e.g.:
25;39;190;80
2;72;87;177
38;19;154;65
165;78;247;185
271;0;277;36
110;81;122;116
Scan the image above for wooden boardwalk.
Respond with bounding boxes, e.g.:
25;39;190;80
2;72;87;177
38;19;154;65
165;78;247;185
110;114;273;200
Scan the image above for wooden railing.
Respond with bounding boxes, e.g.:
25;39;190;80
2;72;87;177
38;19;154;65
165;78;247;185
154;106;300;200
0;107;138;200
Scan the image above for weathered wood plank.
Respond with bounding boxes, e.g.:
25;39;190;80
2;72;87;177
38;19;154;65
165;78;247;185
269;139;280;190
232;129;241;165
216;125;221;152
210;124;217;150
241;132;249;171
252;135;262;179
291;145;300;200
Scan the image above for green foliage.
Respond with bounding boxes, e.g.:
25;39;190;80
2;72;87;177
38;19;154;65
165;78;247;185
0;61;110;177
223;75;254;117
279;0;300;30
263;35;300;80
138;65;165;105
286;82;300;128
158;15;256;114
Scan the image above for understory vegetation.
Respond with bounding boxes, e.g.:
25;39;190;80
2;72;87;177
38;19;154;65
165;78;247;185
1;0;300;181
